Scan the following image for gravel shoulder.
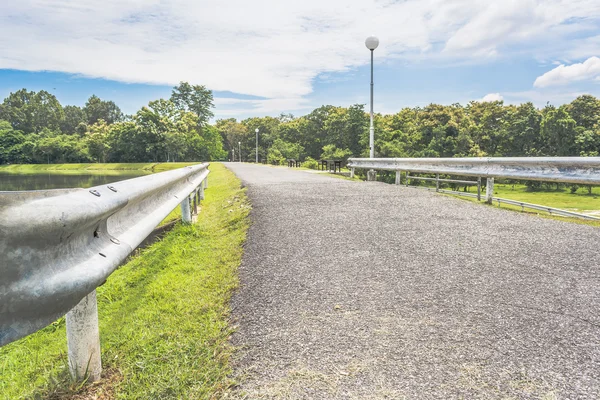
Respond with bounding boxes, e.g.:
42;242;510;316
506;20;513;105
225;163;600;400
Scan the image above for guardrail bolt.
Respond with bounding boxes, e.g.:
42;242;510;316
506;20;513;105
89;190;101;197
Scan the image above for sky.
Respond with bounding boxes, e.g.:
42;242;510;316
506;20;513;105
1;0;600;120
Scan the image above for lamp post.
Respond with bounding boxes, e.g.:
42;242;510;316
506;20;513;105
255;128;259;163
232;148;235;162
365;36;379;181
238;141;241;162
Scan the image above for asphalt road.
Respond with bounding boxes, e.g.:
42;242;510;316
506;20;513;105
225;163;600;400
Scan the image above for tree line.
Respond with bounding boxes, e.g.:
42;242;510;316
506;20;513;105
1;83;599;167
217;95;600;166
0;82;226;164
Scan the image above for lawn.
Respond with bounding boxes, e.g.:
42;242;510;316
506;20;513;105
0;162;201;174
492;183;600;212
0;162;250;399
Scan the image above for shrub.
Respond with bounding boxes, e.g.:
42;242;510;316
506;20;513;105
303;157;319;169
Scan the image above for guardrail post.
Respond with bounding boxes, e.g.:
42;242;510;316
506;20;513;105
486;177;494;204
181;197;192;223
204;177;208;189
405;171;409;187
477;177;481;201
367;169;377;181
192;192;198;215
395;171;401;185
436;174;440;192
199;182;205;200
350;168;355;179
66;290;102;382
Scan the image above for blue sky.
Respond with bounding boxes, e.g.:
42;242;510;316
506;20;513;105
1;0;600;120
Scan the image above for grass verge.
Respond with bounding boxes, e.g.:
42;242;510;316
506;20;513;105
0;162;200;174
0;162;250;399
443;192;600;228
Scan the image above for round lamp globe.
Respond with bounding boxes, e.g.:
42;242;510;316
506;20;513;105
365;36;379;51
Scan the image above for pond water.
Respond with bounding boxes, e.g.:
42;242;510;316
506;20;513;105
0;171;150;191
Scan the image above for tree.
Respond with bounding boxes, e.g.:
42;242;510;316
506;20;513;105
567;95;600;130
267;139;304;164
0;89;64;133
30;91;64;133
84;95;123;125
85;120;111;163
61;106;87;134
540;105;577;156
0;89;35;132
320;144;352;161
170;82;214;126
215;118;248;157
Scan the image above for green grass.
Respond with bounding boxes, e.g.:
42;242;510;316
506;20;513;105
407;179;600;214
492;183;600;212
0;162;201;174
0;162;250;399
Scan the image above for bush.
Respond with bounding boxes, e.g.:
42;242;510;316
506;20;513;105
303;157;319;169
569;184;579;194
267;148;285;165
320;144;352;162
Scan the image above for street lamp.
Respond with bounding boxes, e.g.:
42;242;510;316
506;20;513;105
365;36;379;181
238;141;241;162
232;148;235;162
365;36;379;159
255;128;259;163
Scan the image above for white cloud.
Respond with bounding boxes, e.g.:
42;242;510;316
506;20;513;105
481;93;503;102
1;0;600;115
534;56;600;87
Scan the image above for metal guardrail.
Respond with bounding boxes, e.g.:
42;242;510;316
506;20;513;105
0;163;209;381
348;157;600;185
348;157;600;220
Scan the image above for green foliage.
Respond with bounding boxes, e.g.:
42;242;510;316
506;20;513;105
2;88;600;166
170;81;214;126
320;144;352;161
0;82;226;165
267;138;304;165
303;156;319;169
84;95;123;125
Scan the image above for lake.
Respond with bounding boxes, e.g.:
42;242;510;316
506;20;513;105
0;171;150;191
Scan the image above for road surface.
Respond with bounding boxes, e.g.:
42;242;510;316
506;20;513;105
225;163;600;399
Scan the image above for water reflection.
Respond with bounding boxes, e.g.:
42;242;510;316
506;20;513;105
0;171;150;191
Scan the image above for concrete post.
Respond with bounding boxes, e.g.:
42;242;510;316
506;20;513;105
395;171;401;185
181;197;192;223
486;177;494;204
350;168;355;179
66;290;102;382
367;169;377;181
